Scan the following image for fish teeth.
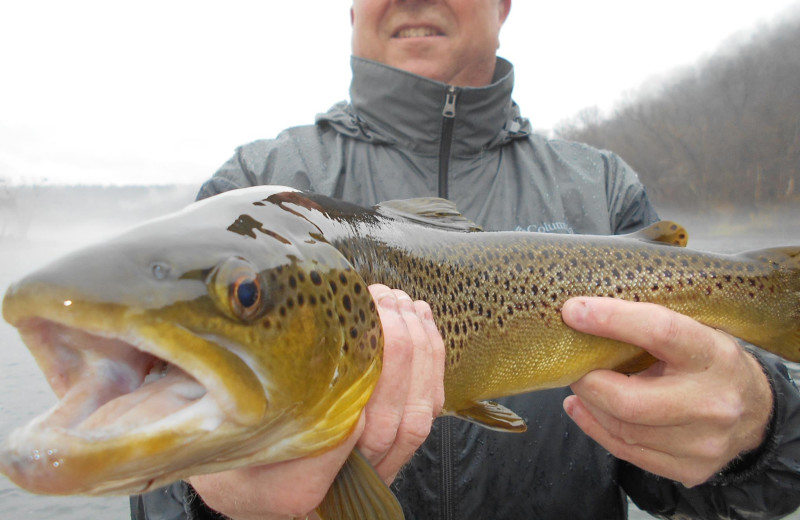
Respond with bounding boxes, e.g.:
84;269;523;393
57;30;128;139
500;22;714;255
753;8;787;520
143;361;169;385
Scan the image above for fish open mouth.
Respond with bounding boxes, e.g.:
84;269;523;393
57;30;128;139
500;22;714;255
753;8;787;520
14;317;211;437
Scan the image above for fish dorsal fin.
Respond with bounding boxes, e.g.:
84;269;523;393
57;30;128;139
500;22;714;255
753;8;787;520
317;449;404;520
447;400;527;433
626;220;688;247
376;198;483;232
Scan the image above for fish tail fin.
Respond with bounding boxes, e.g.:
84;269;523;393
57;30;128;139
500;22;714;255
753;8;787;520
317;449;404;520
738;246;800;362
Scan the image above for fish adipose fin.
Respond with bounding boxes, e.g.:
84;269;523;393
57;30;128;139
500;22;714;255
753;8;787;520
376;198;483;232
317;449;404;520
448;400;528;433
626;220;689;247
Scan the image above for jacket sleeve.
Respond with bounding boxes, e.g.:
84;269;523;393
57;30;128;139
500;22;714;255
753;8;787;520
603;150;660;234
196;124;342;202
620;350;800;519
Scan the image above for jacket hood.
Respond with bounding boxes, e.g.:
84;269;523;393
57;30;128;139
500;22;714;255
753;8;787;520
316;56;531;156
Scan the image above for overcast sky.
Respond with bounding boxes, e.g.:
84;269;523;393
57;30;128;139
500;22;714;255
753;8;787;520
1;0;798;186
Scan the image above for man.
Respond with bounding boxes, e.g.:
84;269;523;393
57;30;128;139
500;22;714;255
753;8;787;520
132;1;800;518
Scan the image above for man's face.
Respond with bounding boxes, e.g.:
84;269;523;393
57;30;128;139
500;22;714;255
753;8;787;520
351;0;511;87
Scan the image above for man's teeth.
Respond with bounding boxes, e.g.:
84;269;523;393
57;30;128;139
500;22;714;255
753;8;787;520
395;27;441;38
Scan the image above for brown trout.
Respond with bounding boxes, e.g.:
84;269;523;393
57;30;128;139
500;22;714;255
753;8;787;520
1;186;799;519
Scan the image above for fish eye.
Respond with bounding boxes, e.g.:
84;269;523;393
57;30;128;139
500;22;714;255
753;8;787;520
208;257;267;322
232;273;262;319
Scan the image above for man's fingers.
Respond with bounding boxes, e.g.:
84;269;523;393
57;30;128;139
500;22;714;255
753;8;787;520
370;291;437;480
415;299;446;418
562;297;720;371
359;286;415;465
360;286;443;484
564;396;720;487
570;369;707;427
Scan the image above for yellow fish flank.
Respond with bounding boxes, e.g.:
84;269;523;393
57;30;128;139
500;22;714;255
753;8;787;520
1;186;799;519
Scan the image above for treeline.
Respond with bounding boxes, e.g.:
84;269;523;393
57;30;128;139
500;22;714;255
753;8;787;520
556;12;800;209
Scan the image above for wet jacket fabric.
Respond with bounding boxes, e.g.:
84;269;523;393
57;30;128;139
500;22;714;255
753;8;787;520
131;56;800;520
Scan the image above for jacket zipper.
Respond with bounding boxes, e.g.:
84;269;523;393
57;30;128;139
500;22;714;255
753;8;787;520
440;417;454;520
438;86;459;199
439;86;458;520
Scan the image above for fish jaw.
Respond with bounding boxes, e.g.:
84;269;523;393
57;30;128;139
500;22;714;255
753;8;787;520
0;292;269;495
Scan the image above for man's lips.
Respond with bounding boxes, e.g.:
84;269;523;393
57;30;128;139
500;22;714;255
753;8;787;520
392;26;445;39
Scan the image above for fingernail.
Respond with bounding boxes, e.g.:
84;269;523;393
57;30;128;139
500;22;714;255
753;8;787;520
417;303;433;321
396;294;415;313
376;293;397;312
563;396;576;418
564;299;590;325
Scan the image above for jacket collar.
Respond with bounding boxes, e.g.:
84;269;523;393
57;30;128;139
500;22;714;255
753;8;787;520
318;56;530;156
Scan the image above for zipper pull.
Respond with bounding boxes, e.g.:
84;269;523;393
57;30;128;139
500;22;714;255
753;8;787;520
442;86;458;118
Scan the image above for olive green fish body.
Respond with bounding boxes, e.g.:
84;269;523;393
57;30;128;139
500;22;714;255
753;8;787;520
313;199;800;422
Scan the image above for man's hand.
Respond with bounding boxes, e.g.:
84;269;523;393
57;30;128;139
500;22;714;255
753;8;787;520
562;297;773;487
189;285;445;519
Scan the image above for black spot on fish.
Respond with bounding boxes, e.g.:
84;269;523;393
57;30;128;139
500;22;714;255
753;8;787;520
289;276;297;289
343;295;352;312
339;273;348;285
310;271;322;285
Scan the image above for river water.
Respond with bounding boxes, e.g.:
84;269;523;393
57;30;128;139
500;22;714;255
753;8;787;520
0;194;798;519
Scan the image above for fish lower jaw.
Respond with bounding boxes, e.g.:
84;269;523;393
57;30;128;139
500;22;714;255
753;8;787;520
0;393;227;495
0;318;239;495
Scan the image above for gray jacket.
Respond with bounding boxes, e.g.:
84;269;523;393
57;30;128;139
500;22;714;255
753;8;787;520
132;56;800;520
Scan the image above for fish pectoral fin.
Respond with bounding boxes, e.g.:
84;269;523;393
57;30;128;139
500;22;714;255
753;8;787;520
316;448;404;520
448;400;528;433
626;220;688;247
375;198;483;232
